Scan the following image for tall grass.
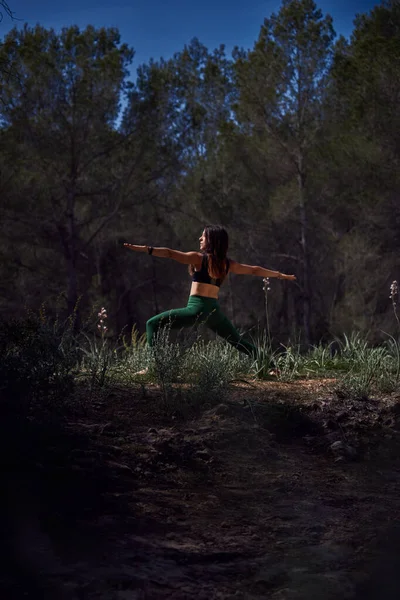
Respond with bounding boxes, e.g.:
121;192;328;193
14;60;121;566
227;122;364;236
110;325;149;386
248;326;277;379
0;312;78;408
4;283;400;411
185;338;251;403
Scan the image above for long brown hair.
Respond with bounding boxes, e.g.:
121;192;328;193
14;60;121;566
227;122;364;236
189;225;229;281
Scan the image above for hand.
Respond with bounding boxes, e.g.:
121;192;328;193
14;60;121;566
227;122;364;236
280;273;296;281
124;243;144;252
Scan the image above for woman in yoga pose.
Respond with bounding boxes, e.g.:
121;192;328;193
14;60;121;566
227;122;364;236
124;225;295;357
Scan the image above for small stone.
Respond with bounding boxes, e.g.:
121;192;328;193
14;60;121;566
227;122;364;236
196;450;211;461
330;440;345;452
330;440;357;460
207;403;229;416
324;432;341;445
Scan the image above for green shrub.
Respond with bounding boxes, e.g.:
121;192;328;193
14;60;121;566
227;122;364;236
248;328;277;379
0;314;78;406
186;339;250;404
334;345;390;400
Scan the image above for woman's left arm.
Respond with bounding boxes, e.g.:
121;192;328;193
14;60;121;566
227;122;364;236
229;259;296;280
124;244;202;266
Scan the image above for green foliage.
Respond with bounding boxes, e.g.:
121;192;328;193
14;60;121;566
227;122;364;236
301;342;339;374
1;1;400;345
0;313;78;404
144;326;249;407
147;324;188;405
79;333;117;389
186;339;249;404
275;344;303;382
110;326;149;386
3;300;400;409
333;334;398;400
248;327;277;379
0;24;135;314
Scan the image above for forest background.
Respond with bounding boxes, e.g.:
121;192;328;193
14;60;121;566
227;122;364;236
1;0;399;347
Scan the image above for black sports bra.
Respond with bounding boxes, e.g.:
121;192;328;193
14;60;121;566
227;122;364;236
192;254;230;288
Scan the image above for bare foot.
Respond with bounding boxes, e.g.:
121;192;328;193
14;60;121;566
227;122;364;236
268;369;280;377
133;367;149;376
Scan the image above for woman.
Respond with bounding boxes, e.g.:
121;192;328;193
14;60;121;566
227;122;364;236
124;225;295;358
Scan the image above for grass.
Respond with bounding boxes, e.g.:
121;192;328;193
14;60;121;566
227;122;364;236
2;306;400;412
79;324;400;405
3;279;400;409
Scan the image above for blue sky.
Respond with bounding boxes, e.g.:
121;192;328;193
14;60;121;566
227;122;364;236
2;0;380;79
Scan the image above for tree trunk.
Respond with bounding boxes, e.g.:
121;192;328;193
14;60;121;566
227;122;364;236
66;189;79;318
297;157;311;346
151;260;159;316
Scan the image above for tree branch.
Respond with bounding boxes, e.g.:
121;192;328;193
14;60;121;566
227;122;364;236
0;1;14;22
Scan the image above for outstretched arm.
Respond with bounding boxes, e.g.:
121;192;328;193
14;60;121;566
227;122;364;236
229;259;296;281
124;243;203;267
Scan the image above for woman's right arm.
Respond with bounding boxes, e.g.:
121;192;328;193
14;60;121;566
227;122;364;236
124;244;203;267
229;260;296;281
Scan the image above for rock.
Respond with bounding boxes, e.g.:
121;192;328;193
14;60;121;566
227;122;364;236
324;432;341;445
330;441;358;460
324;419;338;430
106;460;133;471
195;450;212;462
205;404;230;417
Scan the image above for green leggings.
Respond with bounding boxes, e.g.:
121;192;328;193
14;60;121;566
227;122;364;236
146;295;257;357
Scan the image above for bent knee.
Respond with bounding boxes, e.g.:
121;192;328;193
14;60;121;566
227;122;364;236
147;316;162;331
146;314;171;329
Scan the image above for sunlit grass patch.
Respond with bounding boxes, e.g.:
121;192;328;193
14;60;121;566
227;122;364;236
184;338;251;404
333;336;400;400
6;299;400;411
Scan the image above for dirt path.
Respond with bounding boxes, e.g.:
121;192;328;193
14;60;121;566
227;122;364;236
2;380;400;599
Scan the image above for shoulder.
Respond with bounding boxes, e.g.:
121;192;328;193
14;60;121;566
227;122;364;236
184;251;203;266
167;249;203;266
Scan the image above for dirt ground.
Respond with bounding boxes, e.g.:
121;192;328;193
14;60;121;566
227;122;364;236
2;378;400;599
